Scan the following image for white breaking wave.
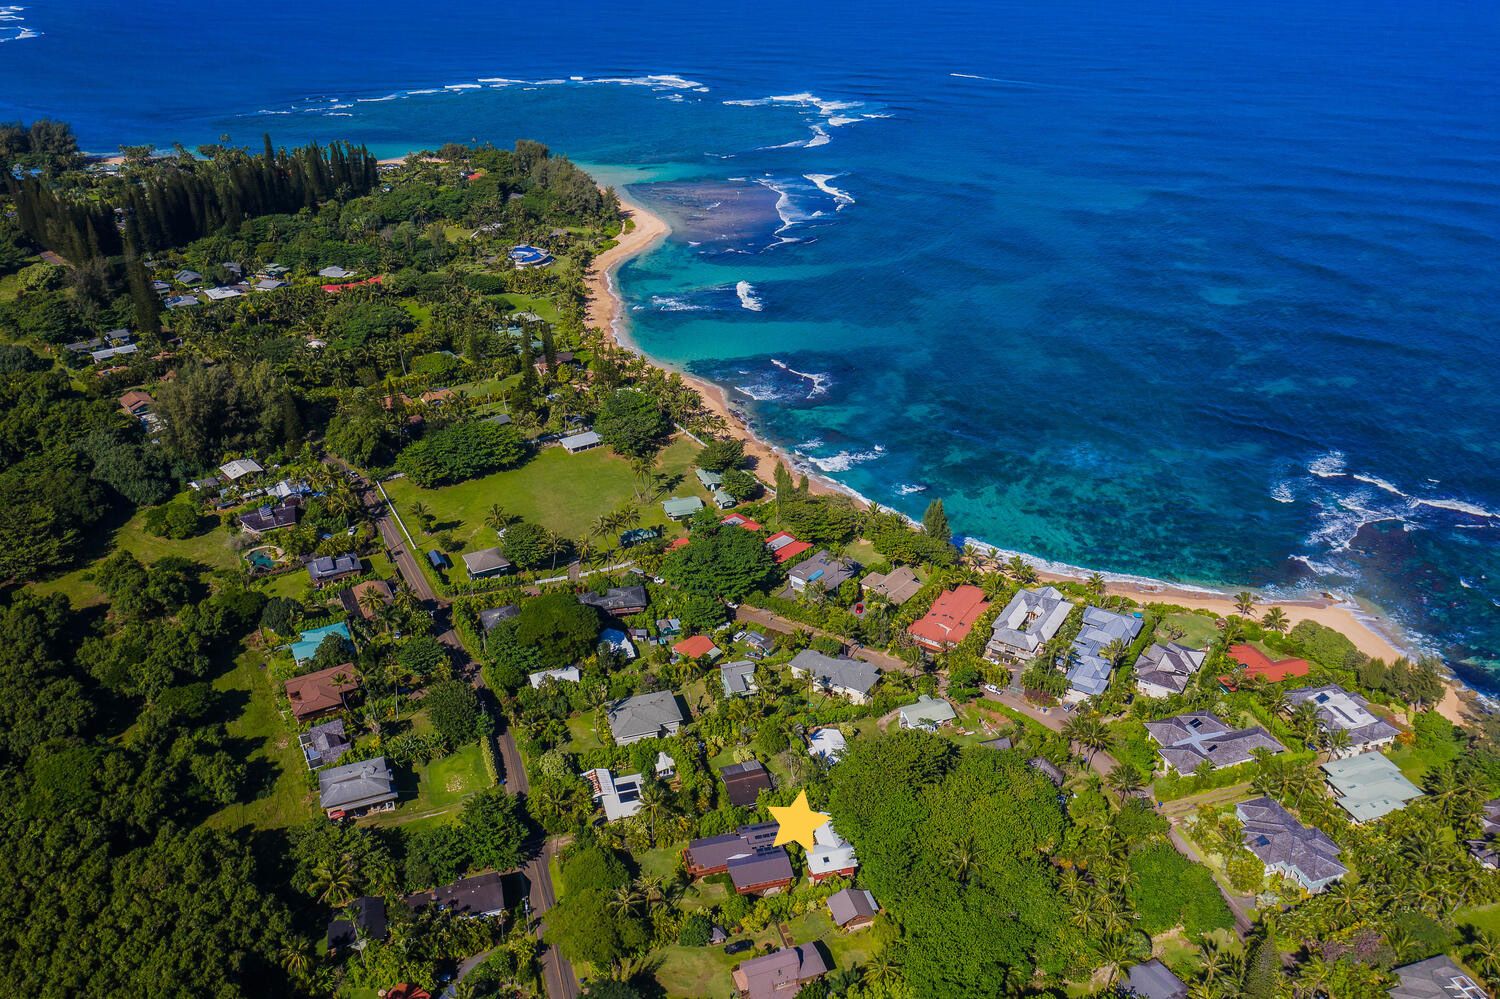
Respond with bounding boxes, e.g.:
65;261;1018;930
804;173;855;209
1270;481;1295;503
733;382;781;401
405;88;440;95
1352;473;1409;498
357;94;400;103
771;358;831;396
1414;497;1499;519
1307;450;1347;478
585;74;707;91
795;438;826;451
803;445;887;473
897;483;928;495
649;295;707;313
444;83;481;90
735;281;764;312
725;91;877;148
0;5;37;43
804;125;831;148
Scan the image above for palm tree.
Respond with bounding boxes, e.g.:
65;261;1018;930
862;952;900;985
635;781;672;847
279;939;313;982
1261;607;1289;634
1234;591;1256;616
408;500;432;534
1098;932;1136;987
1099;638;1128;670
1293;955;1332;998
1323;726;1351;758
826;966;863;996
310;855;356;908
610;880;643;919
1107;762;1145;796
1086;571;1106;598
485;504;511;534
950;833;981;885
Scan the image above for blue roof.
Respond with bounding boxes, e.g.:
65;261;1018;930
291;621;351;663
508;245;551;264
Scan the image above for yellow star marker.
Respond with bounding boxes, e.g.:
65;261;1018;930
769;791;830;850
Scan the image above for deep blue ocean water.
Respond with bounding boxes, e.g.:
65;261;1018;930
4;1;1499;688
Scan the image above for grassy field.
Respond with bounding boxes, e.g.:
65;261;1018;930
363;741;491;829
205;647;318;831
383;435;703;560
653;909;874;998
499;293;560;323
1388;737;1462;784
1157;611;1222;649
1457;902;1500;938
564;714;604;753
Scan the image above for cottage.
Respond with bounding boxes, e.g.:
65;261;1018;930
986;586;1073;662
788;550;860;596
826;887;880;930
426;550;451;570
119;390;154;416
326;896;387;952
765;531;812;564
1321;751;1424;822
1389;956;1486;999
300;719;351;769
721;660;759;697
662;496;705;520
736;629;776;657
432;871;508;917
174;269;203;285
732;945;829;999
618;527;660;548
285;663;360;722
318;756;397;818
1135;643;1208;698
980;736;1014;752
578;585;649;616
1124;959;1188;999
339;579;394;621
807;822;858;881
606;690;686;745
1286;685;1400;756
238;501;300;536
722;513;764;532
255;278;289;291
859;565;923;606
317;265;354;279
528;665;582;689
1236;796;1346;893
1064;606;1143;702
164;295;200;309
218;457;264;481
1029;757;1066;787
308;553;362;587
787;649;880;704
559;430;602;454
202;285;243;301
1144;713;1284;773
461;547;513;579
582;767;644;821
907;585;991;652
728;849;796;895
807;727;848;764
720;760;774;807
673;635;722;661
90;343;140;363
267;478;310;499
188;476;221;491
898;694;957;731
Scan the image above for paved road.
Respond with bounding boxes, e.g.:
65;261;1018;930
983;689;1120;779
358;474;581;999
734;605;913;673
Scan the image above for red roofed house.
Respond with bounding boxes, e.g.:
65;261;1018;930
674;635;722;662
119;390;154;416
907;585;991;653
722;513;764;532
321;275;384;294
765;531;812;564
1220;644;1311;689
285;663;360;722
668;537;691;551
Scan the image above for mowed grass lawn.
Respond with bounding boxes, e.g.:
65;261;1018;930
654;910;873;999
1155;611;1222;649
383;436;704;565
362;741;491;829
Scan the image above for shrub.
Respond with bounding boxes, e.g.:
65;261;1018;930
678;912;713;947
1126;842;1234;935
144;501;204;540
425;680;483;747
395;420;527;486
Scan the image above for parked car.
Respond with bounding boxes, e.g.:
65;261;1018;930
983;683;1002;694
723;940;753;955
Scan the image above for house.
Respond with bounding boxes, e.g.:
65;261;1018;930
722;513;764;532
1236;796;1346;893
907;585;991;652
188;476;221;491
339;579;394;621
1389;956;1487;999
559;430;602;454
318;756;397;818
732;945;829;999
728;849;796;895
578;585;649;616
600;627;637;660
662;496;705;520
656;617;683;638
164;295;200;309
694;468;738;508
860;565;923;605
1465;799;1500;868
419;388;454;406
426;550;451;570
477;605;519;633
285;663;360;721
264;263;289;277
619;527;660;548
1064;606;1143;702
528;665;582;689
1135;642;1208;698
685;822;780;876
826;887;880;930
1223;643;1311;686
90;343;140;363
300;719;351;769
317;265;354;279
720;760;774;807
1286;685;1400;756
533;350;576;376
174;269;203;285
787;649;880;704
788;551;860;596
1321;751;1424;822
655;751;677;779
673;635;722;662
326;895;387;952
119;390;154;416
1144;713;1285;773
582;767;645;821
807;727;847;764
721;660;759;697
985;586;1072;662
267;478;311;499
202;285;243;301
898;694;957;731
150;280;171;294
255;277;288;291
238;501;300;535
508;244;554;268
736;629;776;657
980;736;1014;752
1124;959;1188;999
218;457;263;481
807;822;858;881
1029;757;1066;787
308;553;362;587
765;531;812;564
606;690;685;745
432;871;508;917
461;547;513;579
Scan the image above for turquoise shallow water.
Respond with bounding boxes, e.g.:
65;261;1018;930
2;0;1498;687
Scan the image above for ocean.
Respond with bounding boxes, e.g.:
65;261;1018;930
4;0;1498;689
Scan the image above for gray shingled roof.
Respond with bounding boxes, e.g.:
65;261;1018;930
1124;959;1187;999
988;586;1072;657
789;550;860;591
1390;956;1487;999
605;690;684;743
1236;796;1346;888
1134;642;1207;696
318;757;397;811
827;887;879;926
720;660;758;697
1144;712;1284;772
1065;605;1142;696
787;649;880;697
1286;684;1401;749
578;585;649;614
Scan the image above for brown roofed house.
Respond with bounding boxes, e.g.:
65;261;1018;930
907;585;991;652
860;565;923;605
732;945;829;999
340;579;394;621
720;759;773;807
119;390;155;416
285;663;360;721
826;887;880;930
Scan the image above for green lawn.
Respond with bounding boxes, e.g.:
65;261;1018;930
383;435;702;557
205;648;318;831
1388;739;1461;784
1155;611;1222;650
653;909;874;999
1457;903;1500;938
564;714;604;753
362;741;491;828
499;293;561;323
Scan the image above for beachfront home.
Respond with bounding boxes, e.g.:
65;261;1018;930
985;586;1073;662
578;585;649;616
461;547;512;579
300;719;351;769
559;429;602;454
582;767;645;821
218;457;263;481
694;468;739;509
1321;751;1424;822
308;553;362;587
826;888;880;931
765;531;812;564
606;690;685;745
285;663;360;722
1144;713;1284;773
318;756;397;819
1389;957;1487;999
662;496;705;520
1135;642;1208;698
807;822;858;882
1236;796;1346;893
528;665;582;689
907;585;991;653
807;727;848;765
1221;643;1311;688
860;565;923;605
732;945;829;999
1285;684;1400;756
508;245;554;268
720;760;774;807
1064;606;1143;702
787;550;860;597
898;694;957;731
721;660;759;697
787;649;880;704
722;512;764;532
